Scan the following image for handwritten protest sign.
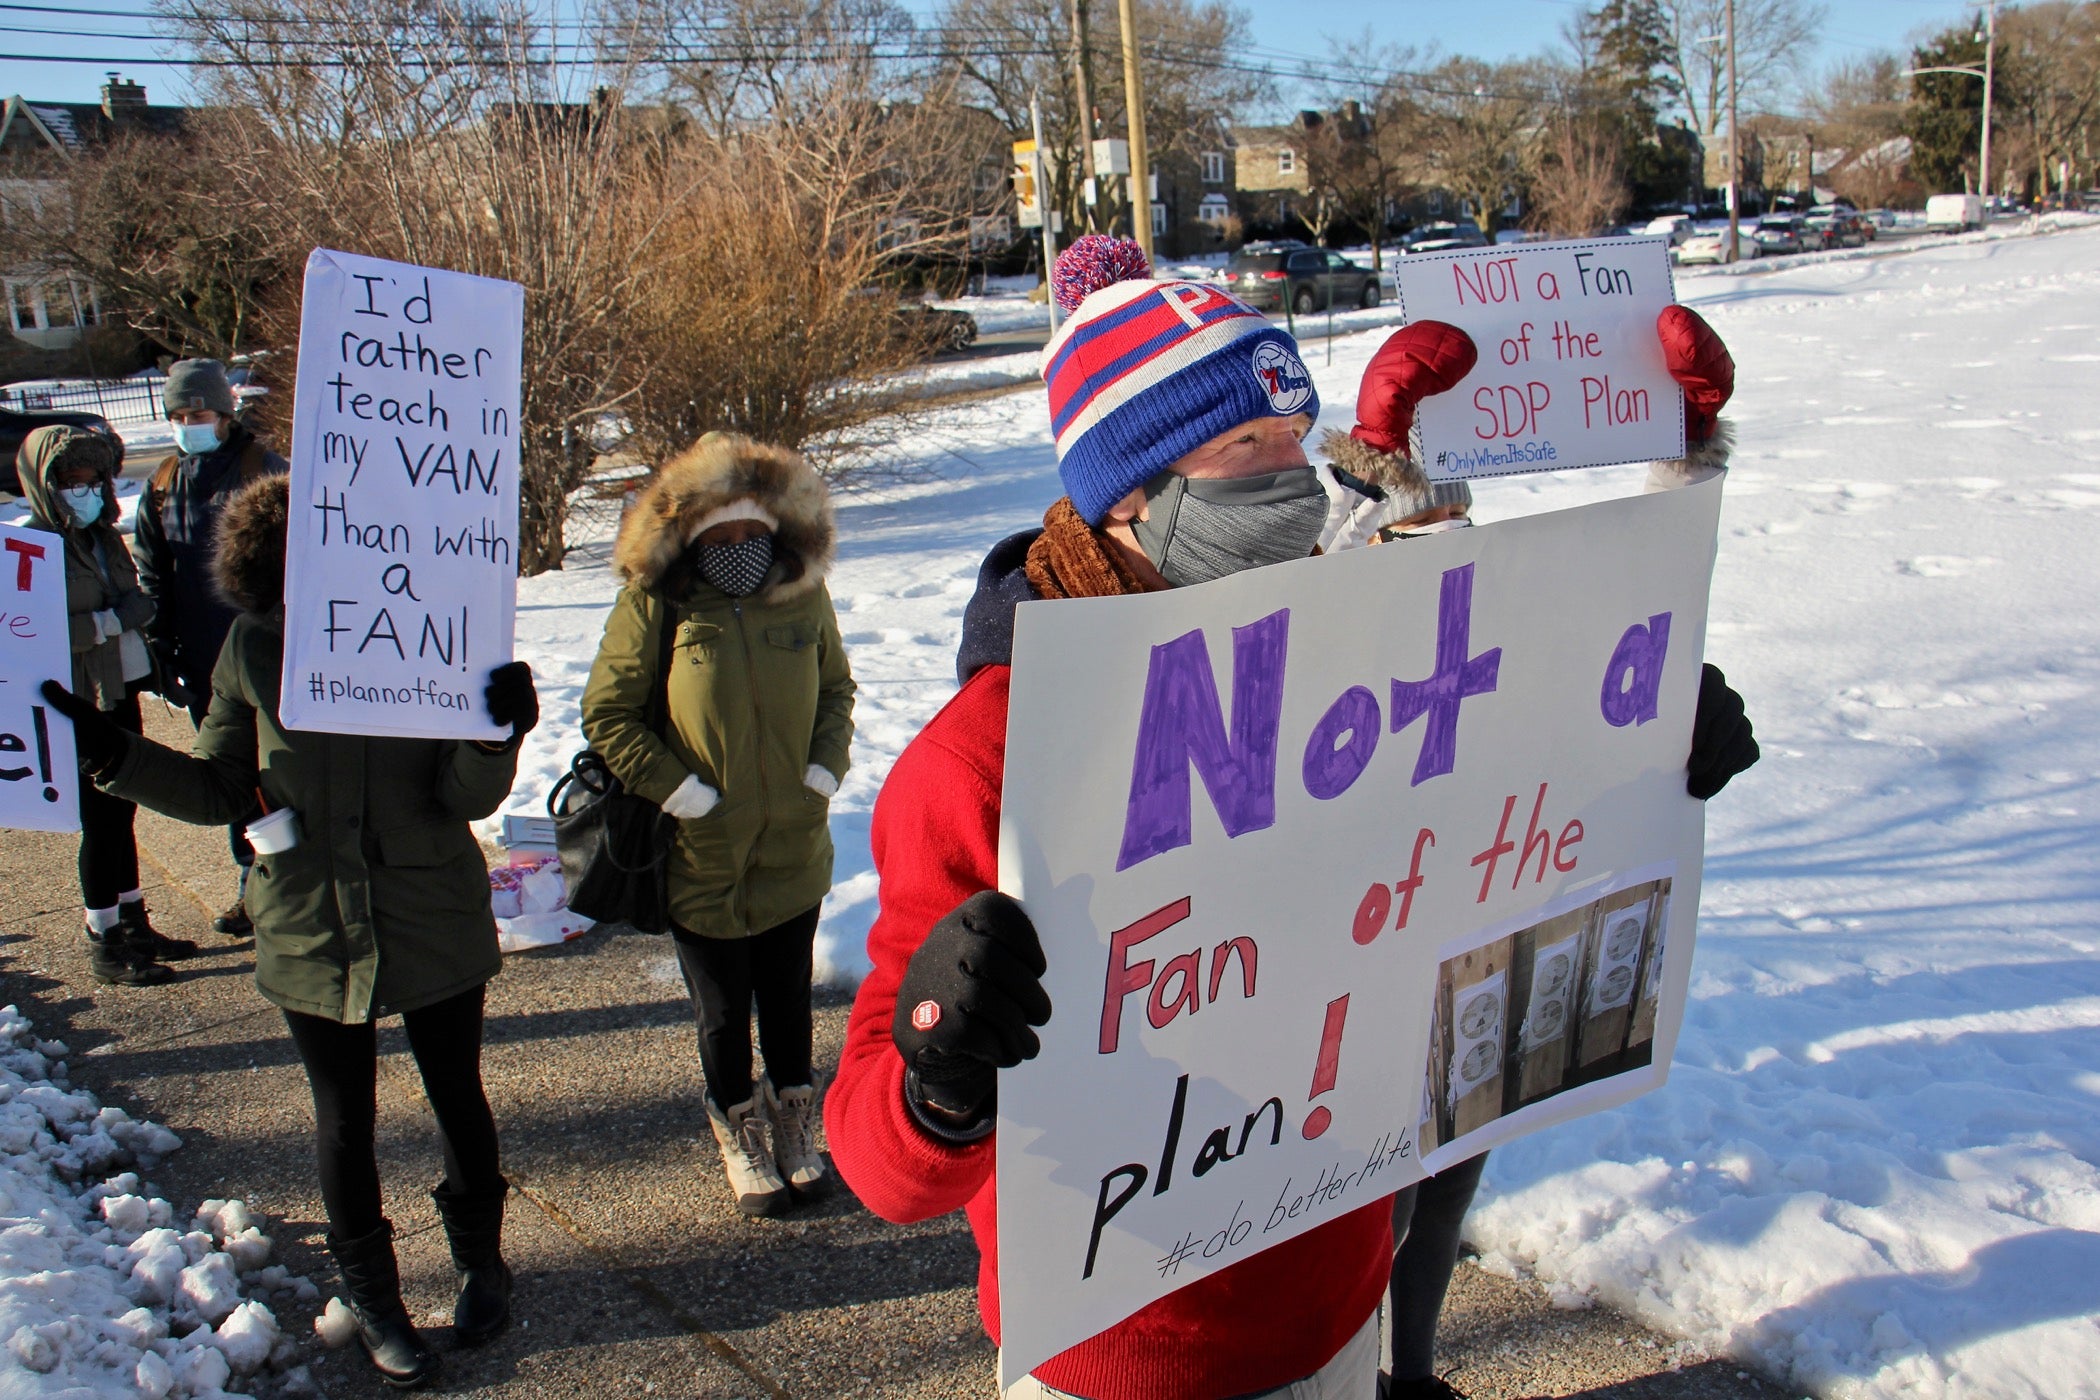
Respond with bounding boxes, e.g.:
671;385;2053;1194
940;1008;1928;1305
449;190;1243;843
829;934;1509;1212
278;249;524;741
0;522;78;832
994;477;1724;1384
1389;236;1682;481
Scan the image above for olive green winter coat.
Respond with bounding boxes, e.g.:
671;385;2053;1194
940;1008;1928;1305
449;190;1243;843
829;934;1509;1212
100;477;515;1023
581;434;855;940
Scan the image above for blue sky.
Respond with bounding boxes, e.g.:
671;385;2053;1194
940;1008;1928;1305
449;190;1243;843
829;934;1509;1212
2;0;1986;113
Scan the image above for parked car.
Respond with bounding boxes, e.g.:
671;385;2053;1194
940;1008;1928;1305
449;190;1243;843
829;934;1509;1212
1642;214;1695;245
1227;244;1381;314
890;304;978;354
1;404;121;496
1400;221;1490;255
1924;192;1985;233
1863;208;1899;231
1752;214;1823;254
1805;211;1864;248
1675;229;1761;265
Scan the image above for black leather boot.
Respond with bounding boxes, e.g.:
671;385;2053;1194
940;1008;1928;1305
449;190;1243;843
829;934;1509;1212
85;924;172;987
431;1178;512;1345
327;1221;442;1388
117;901;200;960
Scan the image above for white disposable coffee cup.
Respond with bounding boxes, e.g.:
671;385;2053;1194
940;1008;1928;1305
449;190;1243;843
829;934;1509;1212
245;807;300;855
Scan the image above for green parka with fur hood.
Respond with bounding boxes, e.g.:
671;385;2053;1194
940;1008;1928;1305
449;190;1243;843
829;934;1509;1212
16;426;154;711
581;434;855;940
100;476;516;1023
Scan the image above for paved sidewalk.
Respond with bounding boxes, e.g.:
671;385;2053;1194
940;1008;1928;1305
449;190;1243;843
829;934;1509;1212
0;702;1784;1399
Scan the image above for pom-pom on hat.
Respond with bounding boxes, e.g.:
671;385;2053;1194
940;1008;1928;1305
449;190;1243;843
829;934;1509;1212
1042;236;1321;525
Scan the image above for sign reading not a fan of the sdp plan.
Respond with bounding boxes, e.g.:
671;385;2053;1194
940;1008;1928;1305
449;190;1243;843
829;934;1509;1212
1388;236;1684;481
278;249;524;742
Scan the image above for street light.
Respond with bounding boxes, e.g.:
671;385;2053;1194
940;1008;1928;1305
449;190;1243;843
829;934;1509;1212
1903;0;1996;204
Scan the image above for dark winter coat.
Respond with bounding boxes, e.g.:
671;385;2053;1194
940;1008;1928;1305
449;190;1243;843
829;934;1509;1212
15;426;155;711
580;434;856;940
132;422;287;698
103;477;514;1023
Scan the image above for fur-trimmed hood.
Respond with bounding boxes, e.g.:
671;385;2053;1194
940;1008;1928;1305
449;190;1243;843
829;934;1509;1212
211;474;290;614
612;433;835;602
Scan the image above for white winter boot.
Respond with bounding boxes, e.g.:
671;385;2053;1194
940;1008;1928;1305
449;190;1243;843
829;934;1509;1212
762;1076;831;1199
706;1094;789;1217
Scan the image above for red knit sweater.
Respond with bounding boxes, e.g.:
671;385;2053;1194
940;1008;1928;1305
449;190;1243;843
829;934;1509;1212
826;664;1394;1400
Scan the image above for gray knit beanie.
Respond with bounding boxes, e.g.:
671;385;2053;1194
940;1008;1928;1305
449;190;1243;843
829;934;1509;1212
163;359;236;418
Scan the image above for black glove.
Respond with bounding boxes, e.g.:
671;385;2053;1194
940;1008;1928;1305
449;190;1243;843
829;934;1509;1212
1688;663;1758;800
40;680;126;776
150;648;194;712
483;661;539;741
893;891;1052;1127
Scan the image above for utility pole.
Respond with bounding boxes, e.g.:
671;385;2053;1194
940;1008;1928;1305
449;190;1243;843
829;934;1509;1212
1071;0;1100;234
1979;0;1996;204
1032;93;1062;332
1725;0;1741;262
1117;0;1154;262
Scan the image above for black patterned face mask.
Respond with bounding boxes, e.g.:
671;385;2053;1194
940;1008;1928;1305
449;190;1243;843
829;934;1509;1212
698;534;775;597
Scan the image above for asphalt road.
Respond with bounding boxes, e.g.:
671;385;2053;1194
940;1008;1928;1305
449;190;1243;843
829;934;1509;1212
0;703;1789;1399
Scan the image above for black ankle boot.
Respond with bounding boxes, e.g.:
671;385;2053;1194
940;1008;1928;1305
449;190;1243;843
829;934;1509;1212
85;925;172;987
117;902;200;961
431;1178;512;1345
327;1221;442;1388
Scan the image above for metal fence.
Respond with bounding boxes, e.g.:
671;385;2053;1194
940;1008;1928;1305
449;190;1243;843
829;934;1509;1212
0;376;166;422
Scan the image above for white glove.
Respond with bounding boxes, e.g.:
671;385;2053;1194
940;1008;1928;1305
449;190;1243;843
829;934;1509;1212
662;773;720;820
94;609;122;643
803;764;839;798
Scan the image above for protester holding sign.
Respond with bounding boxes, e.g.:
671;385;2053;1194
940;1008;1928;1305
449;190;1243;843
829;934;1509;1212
581;433;856;1219
43;476;538;1388
827;236;1761;1399
134;358;289;938
16;425;199;986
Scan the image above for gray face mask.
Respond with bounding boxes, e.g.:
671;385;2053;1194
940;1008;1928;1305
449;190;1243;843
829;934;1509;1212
1130;467;1329;587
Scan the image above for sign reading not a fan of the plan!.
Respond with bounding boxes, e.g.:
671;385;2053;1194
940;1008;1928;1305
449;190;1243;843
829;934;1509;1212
1389;236;1684;481
992;477;1724;1386
0;522;79;833
278;248;524;741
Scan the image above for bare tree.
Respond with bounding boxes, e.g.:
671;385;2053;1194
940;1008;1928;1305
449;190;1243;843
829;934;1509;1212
1314;35;1423;269
1806;54;1918;208
1995;1;2100;199
1658;0;1826;141
1399;57;1540;234
1526;113;1629;236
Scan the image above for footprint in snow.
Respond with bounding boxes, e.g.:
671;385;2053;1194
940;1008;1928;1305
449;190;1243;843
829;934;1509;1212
1897;555;1996;578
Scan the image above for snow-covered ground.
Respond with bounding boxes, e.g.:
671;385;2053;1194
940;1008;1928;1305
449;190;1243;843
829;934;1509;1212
0;1003;314;1398
504;217;2100;1398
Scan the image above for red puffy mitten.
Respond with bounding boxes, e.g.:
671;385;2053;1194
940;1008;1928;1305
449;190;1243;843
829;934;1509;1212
1351;321;1478;457
1658;305;1734;444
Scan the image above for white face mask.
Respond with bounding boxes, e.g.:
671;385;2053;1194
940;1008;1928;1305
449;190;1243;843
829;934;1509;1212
59;484;105;528
172;421;221;456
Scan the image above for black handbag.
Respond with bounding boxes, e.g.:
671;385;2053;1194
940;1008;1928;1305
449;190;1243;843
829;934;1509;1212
548;603;680;933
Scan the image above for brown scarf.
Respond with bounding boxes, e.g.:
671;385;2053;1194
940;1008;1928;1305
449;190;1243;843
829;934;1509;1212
1023;498;1165;601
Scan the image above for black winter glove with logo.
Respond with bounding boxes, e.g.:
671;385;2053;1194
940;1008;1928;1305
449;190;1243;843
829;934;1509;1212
893;891;1052;1138
1688;663;1759;800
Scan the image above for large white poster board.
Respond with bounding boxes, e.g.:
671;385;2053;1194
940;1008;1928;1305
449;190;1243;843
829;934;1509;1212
995;477;1724;1384
0;523;79;832
278;249;524;740
1390;236;1683;481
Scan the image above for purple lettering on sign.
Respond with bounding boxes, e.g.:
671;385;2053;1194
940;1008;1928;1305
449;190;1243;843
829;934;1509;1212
1116;609;1290;871
1302;685;1381;800
1388;564;1502;786
1600;612;1671;727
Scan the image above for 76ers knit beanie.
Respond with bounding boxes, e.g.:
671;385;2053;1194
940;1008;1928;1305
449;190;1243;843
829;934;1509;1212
1042;235;1321;525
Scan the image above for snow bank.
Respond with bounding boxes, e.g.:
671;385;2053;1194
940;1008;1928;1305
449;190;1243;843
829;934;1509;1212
0;1004;312;1397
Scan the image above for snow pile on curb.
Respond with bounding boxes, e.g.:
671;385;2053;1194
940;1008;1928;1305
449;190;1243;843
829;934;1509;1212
0;1004;317;1398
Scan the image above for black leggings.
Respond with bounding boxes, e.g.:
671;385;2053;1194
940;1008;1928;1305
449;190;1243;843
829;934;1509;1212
671;906;819;1110
283;984;503;1240
1388;1152;1489;1380
77;695;143;910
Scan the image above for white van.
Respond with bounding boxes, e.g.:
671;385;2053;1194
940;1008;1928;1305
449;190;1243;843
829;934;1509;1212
1925;193;1984;233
